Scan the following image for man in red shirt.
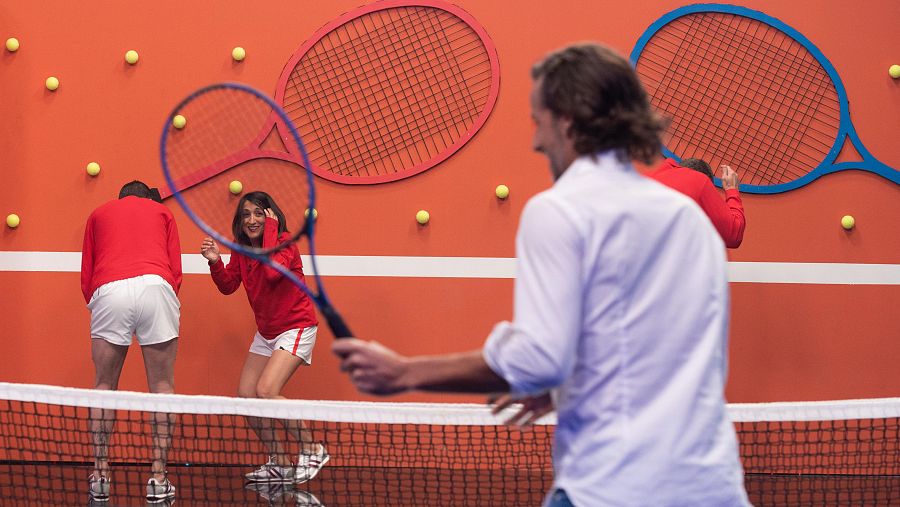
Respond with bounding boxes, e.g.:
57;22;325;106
80;180;182;503
647;158;746;248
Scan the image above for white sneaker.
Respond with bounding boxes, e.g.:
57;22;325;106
294;444;330;484
88;474;110;502
245;455;295;483
146;476;176;503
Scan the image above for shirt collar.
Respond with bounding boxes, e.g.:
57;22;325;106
556;150;631;185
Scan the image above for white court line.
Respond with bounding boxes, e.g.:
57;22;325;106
1;252;899;284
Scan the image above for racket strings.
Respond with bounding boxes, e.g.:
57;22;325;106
647;15;823;180
652;13;836;185
286;8;488;174
286;11;488;120
167;91;271;182
165;88;312;249
295;14;482;175
165;91;277;235
672;15;825;185
698;14;839;186
281;6;493;179
292;8;488;123
653;15;833;184
637;12;841;186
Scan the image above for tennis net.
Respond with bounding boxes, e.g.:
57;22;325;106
733;398;900;506
0;382;551;506
1;382;899;506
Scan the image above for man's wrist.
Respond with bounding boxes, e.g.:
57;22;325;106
397;356;419;392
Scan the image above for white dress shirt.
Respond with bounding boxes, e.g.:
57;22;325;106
483;152;750;507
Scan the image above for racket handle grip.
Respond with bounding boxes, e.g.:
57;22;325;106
321;305;353;339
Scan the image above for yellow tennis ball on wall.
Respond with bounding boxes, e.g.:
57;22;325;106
229;180;243;195
6;214;20;228
86;162;101;176
45;76;60;91
232;47;246;61
841;215;855;230
890;65;900;79
305;208;318;219
495;184;510;199
415;210;430;224
125;49;139;64
5;38;19;52
172;115;186;129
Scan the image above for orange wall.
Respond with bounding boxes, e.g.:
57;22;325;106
1;0;898;403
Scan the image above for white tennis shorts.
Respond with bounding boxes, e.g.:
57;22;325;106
249;326;318;364
87;274;180;346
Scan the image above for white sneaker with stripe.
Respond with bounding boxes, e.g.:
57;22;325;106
88;474;110;502
146;476;175;503
245;455;295;483
294;444;330;484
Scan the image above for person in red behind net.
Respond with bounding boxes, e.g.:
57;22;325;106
80;180;181;503
200;191;328;486
647;157;746;248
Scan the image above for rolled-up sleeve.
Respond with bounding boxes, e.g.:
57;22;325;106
483;194;583;396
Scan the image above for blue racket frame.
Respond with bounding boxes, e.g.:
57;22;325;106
160;82;351;337
630;4;900;194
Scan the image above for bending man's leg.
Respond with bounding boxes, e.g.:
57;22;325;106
142;338;178;482
91;339;128;478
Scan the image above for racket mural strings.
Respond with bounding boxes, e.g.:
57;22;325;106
631;5;898;193
640;12;837;186
281;2;497;182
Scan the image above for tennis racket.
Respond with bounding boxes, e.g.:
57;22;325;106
160;82;351;338
630;4;899;194
158;0;499;198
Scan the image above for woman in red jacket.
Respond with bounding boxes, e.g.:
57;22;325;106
200;191;329;485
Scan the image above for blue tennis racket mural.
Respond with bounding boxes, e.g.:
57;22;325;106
630;4;899;193
160;82;352;338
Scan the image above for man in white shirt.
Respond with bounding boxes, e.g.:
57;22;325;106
333;43;750;507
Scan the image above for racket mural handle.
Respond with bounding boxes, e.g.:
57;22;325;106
321;305;353;339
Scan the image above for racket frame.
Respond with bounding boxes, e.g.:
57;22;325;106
160;82;351;337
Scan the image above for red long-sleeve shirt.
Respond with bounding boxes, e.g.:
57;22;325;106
208;218;318;339
81;196;183;304
647;158;746;248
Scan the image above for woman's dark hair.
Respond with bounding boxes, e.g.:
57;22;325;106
232;191;288;245
680;158;715;182
531;43;668;164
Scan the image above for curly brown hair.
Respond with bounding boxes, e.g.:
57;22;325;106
531;43;667;164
